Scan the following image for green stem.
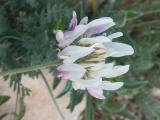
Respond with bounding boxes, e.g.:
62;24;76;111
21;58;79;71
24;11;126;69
85;94;94;120
0;61;59;76
39;70;66;120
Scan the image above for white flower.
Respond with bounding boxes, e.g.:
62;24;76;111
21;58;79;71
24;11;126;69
56;11;134;99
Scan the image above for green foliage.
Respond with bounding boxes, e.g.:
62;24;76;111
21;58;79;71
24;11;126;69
0;95;26;120
0;95;10;106
0;113;10;120
134;92;160;120
56;81;72;98
52;69;61;90
0;95;10;120
67;89;85;112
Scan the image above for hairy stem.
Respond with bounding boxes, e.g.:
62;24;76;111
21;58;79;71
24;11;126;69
14;88;19;120
0;61;59;76
39;70;66;120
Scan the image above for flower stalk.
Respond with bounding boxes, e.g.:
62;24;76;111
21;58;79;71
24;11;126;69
85;93;94;120
39;70;66;120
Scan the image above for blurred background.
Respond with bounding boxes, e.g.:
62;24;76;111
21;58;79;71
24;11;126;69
0;0;160;120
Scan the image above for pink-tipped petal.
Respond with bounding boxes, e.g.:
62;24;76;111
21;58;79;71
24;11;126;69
59;25;87;47
68;11;78;31
85;18;115;35
57;63;85;80
87;88;105;99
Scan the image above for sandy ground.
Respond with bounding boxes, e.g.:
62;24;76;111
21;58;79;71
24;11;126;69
0;70;85;120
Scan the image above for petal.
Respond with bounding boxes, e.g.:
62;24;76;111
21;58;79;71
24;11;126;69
87;17;113;27
79;16;88;25
58;45;94;63
79;36;111;45
85;17;115;35
57;63;85;80
68;11;78;31
90;63;114;78
92;64;129;78
101;81;124;91
104;42;134;57
107;32;123;40
59;25;87;47
86;64;104;75
103;65;130;78
56;30;64;43
87;87;105;99
72;81;85;90
72;78;102;90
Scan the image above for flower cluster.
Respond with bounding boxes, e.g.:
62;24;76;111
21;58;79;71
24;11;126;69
56;11;134;99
